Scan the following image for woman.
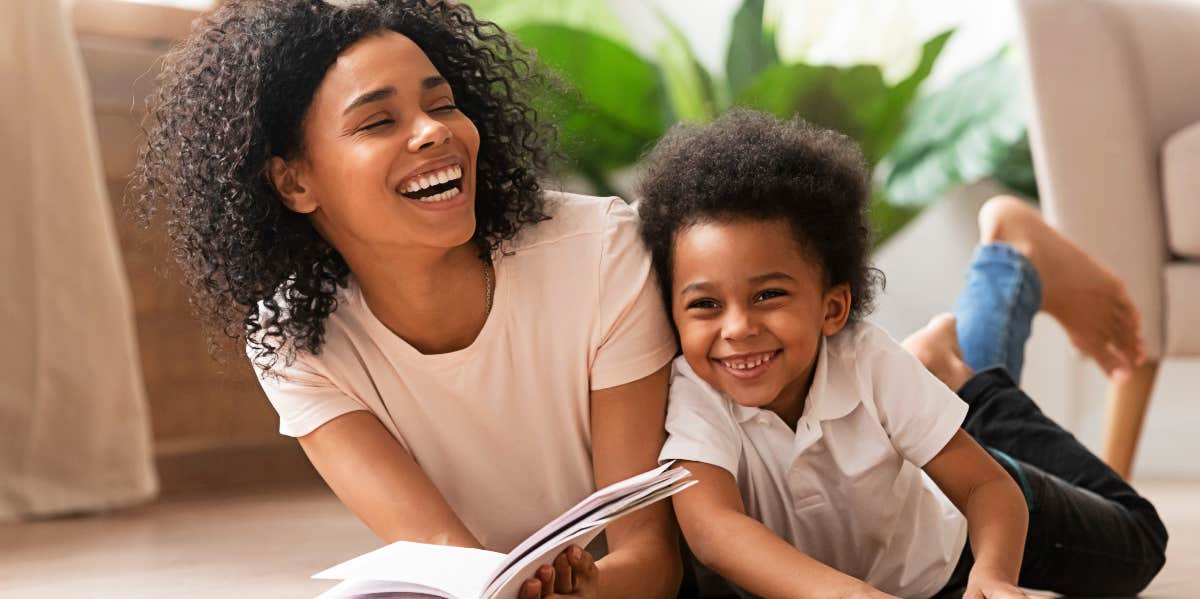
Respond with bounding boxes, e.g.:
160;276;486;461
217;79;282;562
133;1;681;597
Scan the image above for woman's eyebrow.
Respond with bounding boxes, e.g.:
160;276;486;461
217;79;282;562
342;87;395;115
341;77;448;116
421;75;448;89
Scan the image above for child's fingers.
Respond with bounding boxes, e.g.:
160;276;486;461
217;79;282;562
552;550;574;593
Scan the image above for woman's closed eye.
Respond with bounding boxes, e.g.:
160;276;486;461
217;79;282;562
358;118;394;132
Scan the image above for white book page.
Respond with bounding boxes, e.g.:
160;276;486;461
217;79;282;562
489;462;677;583
313;578;453;599
484;524;607;598
483;475;697;597
313;541;505;599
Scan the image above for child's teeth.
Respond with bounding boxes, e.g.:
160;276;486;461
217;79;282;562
723;352;774;370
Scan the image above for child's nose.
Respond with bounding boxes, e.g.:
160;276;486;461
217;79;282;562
721;307;759;340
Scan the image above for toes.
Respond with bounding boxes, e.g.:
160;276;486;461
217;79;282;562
1108;302;1145;367
1069;330;1125;378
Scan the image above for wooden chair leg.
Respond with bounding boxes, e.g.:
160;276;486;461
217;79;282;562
1101;361;1160;479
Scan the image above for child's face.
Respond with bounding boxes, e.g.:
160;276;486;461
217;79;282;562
671;218;850;424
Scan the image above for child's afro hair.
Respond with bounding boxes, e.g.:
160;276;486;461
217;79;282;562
637;108;883;321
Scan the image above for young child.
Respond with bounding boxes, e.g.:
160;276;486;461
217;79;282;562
636;109;1167;599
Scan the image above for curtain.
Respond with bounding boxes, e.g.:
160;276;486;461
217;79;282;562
0;0;157;520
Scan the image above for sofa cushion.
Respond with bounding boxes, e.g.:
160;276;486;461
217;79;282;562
1165;263;1200;356
1163;121;1200;258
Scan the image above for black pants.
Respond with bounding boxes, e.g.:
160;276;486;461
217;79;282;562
932;368;1168;598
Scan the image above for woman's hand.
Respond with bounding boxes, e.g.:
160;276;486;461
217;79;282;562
842;584;901;599
517;545;598;599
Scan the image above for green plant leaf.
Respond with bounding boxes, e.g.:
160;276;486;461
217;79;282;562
735;62;893;161
512;24;667;175
870;190;922;248
878;50;1028;206
726;0;779;99
992;132;1040;199
868;29;953;161
468;0;627;44
656;12;719;123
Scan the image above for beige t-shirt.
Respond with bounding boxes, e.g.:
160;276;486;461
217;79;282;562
251;192;677;551
661;322;969;599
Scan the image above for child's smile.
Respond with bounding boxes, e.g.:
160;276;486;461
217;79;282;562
670;218;850;427
713;349;782;379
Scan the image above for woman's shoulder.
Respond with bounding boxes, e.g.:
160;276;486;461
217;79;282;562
503;191;632;253
246;279;364;366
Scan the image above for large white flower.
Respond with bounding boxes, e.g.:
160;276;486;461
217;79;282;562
768;0;924;84
765;0;1012;87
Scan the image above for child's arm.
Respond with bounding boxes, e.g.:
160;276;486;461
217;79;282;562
674;461;899;599
923;430;1030;599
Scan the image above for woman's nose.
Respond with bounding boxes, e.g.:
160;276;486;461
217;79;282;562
407;114;452;152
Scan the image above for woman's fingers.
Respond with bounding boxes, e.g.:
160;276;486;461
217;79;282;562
537;564;555;598
553;549;574;593
568;545;598;589
519;578;541;599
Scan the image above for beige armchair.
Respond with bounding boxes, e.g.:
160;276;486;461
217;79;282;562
1017;0;1200;478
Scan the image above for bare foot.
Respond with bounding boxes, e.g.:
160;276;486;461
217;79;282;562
902;314;975;391
978;196;1145;380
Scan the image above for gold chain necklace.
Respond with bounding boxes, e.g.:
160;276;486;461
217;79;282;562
482;256;494;317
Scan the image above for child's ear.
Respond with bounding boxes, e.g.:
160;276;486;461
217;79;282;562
821;283;852;336
267;155;319;214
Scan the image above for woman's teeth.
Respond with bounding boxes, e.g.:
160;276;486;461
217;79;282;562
721;351;776;370
416;187;460;203
403;165;462;194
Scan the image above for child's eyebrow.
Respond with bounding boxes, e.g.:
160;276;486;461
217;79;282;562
679;281;713;296
748;272;795;285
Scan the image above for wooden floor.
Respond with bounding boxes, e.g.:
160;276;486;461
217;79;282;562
1;480;1197;598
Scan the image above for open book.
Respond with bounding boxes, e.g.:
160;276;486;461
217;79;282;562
312;462;695;599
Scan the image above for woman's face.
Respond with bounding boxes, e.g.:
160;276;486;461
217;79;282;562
278;30;481;255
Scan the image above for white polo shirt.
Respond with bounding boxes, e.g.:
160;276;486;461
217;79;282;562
660;322;969;599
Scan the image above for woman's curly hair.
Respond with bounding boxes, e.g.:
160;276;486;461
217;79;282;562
637;108;883;322
132;0;554;370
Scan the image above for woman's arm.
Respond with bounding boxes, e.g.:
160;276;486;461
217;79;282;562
675;461;896;599
298;410;482;547
923;430;1030;598
588;364;683;599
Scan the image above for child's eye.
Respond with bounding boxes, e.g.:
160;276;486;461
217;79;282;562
686;298;720;310
755;289;787;302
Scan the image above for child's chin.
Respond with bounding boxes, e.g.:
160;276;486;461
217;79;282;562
727;392;774;410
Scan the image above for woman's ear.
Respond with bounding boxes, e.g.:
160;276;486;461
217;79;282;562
267;155;318;214
821;283;852;337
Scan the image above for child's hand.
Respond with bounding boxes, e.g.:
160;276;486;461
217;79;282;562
965;573;1031;598
517;544;598;599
